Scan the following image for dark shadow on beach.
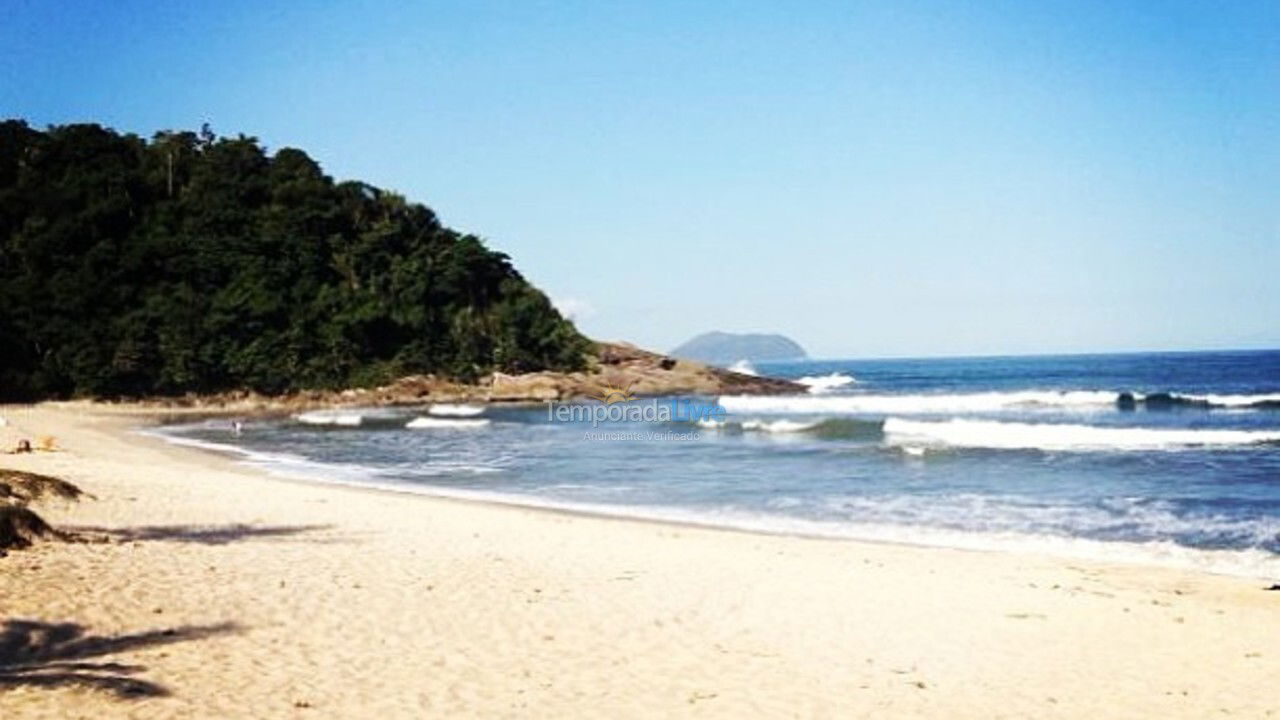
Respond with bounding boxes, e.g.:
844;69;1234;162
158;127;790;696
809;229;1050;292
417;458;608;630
65;523;339;546
0;619;238;698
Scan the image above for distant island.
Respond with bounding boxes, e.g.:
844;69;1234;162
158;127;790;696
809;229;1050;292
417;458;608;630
670;332;807;367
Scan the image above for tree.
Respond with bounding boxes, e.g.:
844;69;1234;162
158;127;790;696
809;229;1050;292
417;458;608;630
0;121;589;399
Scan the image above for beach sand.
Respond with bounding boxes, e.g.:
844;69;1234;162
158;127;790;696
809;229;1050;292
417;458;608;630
0;403;1276;718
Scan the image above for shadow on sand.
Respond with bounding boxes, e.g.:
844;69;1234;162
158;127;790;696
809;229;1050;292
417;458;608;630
66;523;338;546
0;619;238;698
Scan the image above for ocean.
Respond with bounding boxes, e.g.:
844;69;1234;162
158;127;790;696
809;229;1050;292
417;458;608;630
151;349;1280;578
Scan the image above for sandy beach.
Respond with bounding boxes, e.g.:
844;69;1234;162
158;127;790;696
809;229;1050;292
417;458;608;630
0;403;1276;719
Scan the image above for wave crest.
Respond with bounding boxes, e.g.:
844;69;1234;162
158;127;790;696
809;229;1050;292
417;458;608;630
883;417;1280;451
406;417;491;429
722;389;1280;414
720;390;1118;415
294;411;363;427
796;373;856;394
428;403;486;417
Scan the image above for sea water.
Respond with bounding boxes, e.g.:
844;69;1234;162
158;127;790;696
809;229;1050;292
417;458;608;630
152;349;1280;578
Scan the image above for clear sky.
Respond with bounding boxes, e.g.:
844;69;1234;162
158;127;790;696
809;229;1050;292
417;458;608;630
3;0;1277;358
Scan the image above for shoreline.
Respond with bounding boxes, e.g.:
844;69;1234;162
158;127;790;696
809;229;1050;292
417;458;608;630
143;411;1280;582
1;403;1278;717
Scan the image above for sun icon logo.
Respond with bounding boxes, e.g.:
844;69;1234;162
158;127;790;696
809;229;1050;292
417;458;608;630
589;380;636;405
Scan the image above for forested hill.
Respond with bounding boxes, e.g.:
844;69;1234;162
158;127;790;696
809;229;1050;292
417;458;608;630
0;121;589;400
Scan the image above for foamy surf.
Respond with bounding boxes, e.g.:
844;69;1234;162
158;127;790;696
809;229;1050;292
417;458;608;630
160;455;1280;578
405;416;491;429
740;419;821;433
720;390;1120;415
145;421;1280;577
389;488;1280;579
883;417;1280;451
294;411;364;427
149;419;1280;578
722;389;1280;414
142;349;1280;582
428;403;486;417
796;372;856;393
1185;392;1280;408
693;417;881;439
139;426;384;482
142;423;503;479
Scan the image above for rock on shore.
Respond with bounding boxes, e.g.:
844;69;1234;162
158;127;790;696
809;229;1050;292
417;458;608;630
123;341;803;411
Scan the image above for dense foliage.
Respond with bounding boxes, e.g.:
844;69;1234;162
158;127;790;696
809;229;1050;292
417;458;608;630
0;121;589;399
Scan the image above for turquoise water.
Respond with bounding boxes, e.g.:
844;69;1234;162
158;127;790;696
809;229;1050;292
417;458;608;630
155;350;1280;577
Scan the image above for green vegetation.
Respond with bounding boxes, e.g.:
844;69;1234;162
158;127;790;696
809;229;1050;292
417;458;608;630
0;120;589;400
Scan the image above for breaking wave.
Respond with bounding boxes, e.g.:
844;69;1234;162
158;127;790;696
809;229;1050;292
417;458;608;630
720;390;1118;414
294;411;364;427
796;373;857;393
883;417;1280;451
428;404;486;417
740;419;821;433
722;389;1280;414
405;416;491;429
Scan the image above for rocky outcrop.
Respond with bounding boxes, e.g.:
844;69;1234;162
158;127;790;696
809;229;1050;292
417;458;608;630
581;342;800;396
123;341;804;411
481;342;801;401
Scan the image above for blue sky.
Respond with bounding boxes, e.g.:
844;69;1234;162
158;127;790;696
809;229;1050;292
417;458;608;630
3;0;1277;358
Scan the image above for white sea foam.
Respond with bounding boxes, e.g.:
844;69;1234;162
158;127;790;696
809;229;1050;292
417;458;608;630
405;416;491;429
883;417;1280;451
428;403;486;417
727;359;758;376
141;426;500;479
740;419;821;433
796;373;856;394
698;417;818;433
818;492;1279;542
270;481;1280;579
720;390;1119;415
140;424;1280;580
722;389;1280;413
1185;392;1280;407
294;411;363;427
138;428;381;481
